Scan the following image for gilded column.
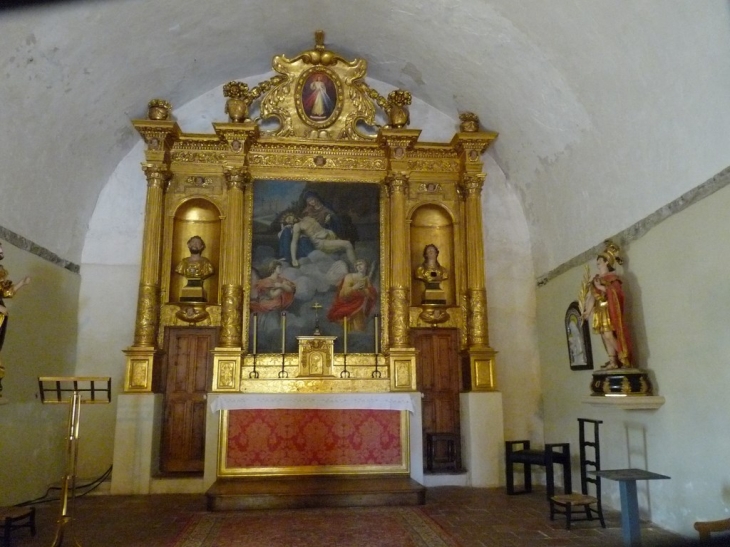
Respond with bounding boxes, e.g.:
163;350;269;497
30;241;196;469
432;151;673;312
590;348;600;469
219;166;247;348
387;173;410;348
453;121;498;390
384;172;417;391
462;173;489;348
123;163;169;392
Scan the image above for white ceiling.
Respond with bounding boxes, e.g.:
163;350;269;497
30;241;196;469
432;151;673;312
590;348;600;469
1;0;729;275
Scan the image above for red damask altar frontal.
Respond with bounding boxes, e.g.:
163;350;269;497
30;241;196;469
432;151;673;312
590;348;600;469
222;409;406;474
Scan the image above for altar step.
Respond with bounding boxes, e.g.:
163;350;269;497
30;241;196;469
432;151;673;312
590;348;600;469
206;475;426;511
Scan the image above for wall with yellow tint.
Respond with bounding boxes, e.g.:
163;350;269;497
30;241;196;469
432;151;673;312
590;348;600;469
0;239;80;505
536;182;730;538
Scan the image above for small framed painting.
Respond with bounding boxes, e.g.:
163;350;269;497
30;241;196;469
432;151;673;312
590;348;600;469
297;69;342;128
565;301;593;370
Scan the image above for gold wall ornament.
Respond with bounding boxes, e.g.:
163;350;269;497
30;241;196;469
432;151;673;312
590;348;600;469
219;284;243;348
223;81;253;123
133;283;160;347
147;98;171;120
389;287;410;348
459;112;480;133
467;288;489;347
386;90;412;129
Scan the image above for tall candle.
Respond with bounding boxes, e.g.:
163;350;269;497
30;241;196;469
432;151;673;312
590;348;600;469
281;311;286;354
374;314;379;354
343;316;348;355
252;313;258;355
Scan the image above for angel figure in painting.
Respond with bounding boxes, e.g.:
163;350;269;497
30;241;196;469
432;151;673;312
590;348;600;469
250;259;296;314
0;242;31;395
327;259;378;331
175;236;215;302
581;241;633;369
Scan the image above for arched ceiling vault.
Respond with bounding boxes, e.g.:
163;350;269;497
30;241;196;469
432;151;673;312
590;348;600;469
1;1;729;276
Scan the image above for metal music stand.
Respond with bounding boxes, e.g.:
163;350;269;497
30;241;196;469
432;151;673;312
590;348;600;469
38;376;111;547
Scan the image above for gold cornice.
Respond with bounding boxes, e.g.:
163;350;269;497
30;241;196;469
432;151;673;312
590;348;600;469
450;130;498;155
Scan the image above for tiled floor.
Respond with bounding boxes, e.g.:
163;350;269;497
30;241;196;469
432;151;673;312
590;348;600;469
9;486;702;546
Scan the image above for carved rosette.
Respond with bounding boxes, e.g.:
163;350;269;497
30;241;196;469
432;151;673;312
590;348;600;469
134;283;160;347
467;288;489;347
389;287;410;348
220;284;243;348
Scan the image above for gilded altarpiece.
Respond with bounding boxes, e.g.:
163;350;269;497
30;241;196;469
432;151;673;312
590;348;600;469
124;32;497;477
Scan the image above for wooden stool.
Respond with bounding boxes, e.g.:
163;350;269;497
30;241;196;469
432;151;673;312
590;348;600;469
426;432;462;472
505;440;571;500
1;506;36;547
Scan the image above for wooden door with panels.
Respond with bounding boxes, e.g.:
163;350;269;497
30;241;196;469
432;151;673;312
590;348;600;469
412;328;461;464
160;327;218;473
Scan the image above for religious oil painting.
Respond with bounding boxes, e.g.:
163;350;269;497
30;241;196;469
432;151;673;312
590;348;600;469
565;301;593;370
300;70;338;124
250;180;380;354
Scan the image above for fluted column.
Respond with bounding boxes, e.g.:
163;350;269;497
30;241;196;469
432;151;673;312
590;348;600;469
219;166;248;348
133;164;169;348
387;173;410;349
461;172;489;348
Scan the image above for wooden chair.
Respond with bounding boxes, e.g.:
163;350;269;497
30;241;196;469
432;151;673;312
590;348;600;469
550;419;605;529
694;517;730;544
1;506;36;547
505;440;571;500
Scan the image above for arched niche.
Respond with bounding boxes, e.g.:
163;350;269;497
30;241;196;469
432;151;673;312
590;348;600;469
409;204;455;307
169;198;221;305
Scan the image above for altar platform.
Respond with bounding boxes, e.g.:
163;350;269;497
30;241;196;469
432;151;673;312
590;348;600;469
206;475;425;511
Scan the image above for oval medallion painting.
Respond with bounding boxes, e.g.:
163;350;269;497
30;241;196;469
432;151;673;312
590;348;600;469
301;71;338;125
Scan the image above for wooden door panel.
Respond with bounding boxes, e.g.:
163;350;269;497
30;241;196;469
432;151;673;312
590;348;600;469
412;327;461;438
161;327;217;474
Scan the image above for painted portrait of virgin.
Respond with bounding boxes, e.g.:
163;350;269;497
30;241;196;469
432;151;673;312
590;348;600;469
301;71;337;123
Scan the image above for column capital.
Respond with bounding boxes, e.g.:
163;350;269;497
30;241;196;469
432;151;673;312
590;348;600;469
223;165;251;191
385;172;410;194
141;163;171;190
459;172;485;198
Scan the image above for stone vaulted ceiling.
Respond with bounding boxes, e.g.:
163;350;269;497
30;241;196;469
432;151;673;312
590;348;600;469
1;0;729;276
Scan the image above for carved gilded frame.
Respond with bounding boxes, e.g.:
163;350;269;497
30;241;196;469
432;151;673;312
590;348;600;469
125;33;498;395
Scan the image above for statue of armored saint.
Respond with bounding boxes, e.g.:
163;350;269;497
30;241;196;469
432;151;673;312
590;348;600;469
175;236;215;302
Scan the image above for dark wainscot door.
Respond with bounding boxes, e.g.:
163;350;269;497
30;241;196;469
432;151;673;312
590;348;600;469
160;327;218;473
411;328;461;465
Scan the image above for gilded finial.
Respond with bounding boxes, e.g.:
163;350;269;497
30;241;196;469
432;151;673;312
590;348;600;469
315;30;325;49
459;112;480;132
147;99;171;120
386;90;412;128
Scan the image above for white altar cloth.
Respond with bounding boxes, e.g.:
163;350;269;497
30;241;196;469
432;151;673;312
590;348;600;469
210;392;418;414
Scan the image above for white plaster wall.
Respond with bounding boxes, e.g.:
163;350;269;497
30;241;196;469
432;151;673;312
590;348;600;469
482;157;542;444
4;1;730;277
537;183;730;538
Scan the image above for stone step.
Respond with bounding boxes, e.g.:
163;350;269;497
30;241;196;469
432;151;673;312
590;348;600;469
206;475;425;511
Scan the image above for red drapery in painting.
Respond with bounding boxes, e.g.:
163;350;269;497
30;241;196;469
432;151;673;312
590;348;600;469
226;409;402;468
